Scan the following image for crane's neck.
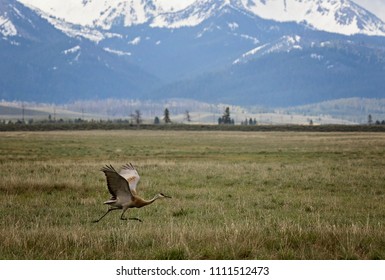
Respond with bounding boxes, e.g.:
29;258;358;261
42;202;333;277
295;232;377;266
136;194;161;208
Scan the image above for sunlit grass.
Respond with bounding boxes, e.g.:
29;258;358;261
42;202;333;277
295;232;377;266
0;130;385;259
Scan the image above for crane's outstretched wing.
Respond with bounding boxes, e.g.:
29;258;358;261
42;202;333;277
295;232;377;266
119;163;140;194
101;165;133;201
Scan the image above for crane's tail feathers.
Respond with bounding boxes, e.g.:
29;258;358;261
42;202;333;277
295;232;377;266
103;198;117;205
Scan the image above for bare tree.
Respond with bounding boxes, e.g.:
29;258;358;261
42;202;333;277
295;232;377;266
131;110;142;126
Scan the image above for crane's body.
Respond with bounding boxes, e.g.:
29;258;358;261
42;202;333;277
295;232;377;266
93;163;171;223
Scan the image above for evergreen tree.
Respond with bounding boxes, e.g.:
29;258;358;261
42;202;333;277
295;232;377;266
368;114;373;125
185;110;191;122
163;108;171;123
222;107;231;124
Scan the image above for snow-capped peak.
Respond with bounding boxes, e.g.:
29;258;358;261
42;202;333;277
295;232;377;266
16;0;385;37
18;0;157;29
151;0;221;28
240;0;385;36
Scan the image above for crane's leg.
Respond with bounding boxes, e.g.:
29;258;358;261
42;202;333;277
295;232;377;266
129;217;142;222
92;208;119;223
120;208;142;222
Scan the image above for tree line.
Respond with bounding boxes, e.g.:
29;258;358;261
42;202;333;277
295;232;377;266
368;114;385;125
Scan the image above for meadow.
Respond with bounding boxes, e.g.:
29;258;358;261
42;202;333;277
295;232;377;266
0;130;384;259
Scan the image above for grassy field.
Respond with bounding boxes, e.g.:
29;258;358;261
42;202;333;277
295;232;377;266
0;130;385;259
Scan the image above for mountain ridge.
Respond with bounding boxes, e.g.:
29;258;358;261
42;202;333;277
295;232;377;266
1;0;385;107
17;0;385;37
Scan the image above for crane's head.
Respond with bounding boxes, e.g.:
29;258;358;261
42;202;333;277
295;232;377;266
158;193;172;199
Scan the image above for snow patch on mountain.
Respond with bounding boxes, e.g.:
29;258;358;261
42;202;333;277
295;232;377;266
17;0;196;30
63;45;81;63
0;15;17;36
233;43;268;64
310;53;323;61
128;36;141;45
151;0;219;28
104;47;132;56
240;0;385;36
29;11;106;42
233;35;303;64
18;0;156;30
63;45;80;55
16;0;385;38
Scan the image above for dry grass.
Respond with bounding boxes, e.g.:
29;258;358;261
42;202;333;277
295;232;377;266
0;130;385;259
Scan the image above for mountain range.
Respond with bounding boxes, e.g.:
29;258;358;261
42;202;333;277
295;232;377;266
1;0;385;107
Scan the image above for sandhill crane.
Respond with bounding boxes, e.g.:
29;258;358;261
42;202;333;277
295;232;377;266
92;163;171;223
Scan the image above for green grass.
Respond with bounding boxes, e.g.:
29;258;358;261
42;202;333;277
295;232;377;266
1;130;385;259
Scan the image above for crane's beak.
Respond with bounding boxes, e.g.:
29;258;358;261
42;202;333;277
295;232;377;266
160;193;172;198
